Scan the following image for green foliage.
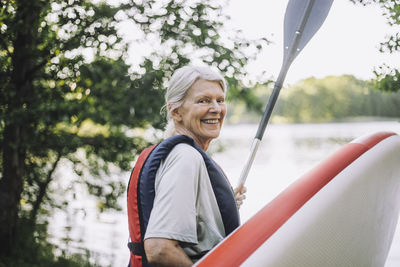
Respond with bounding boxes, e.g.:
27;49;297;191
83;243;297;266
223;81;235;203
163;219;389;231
226;82;274;123
228;75;400;123
349;0;400;92
0;218;101;267
278;75;400;122
0;0;268;262
373;65;400;93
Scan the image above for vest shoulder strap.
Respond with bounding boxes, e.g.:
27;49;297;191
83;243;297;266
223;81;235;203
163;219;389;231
127;145;156;267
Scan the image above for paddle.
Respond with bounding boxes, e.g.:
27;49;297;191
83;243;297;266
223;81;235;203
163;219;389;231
237;0;334;188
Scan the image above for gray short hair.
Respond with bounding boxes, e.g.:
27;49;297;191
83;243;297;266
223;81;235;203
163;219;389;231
163;65;227;137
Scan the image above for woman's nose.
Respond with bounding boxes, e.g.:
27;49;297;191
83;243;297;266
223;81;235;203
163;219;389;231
209;100;221;113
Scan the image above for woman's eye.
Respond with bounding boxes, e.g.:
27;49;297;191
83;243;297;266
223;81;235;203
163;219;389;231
198;99;209;104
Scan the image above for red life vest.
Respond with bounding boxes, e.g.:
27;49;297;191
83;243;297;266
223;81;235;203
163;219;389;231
127;135;240;267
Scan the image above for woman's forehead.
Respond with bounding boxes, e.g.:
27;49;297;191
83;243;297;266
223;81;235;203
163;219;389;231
187;79;224;96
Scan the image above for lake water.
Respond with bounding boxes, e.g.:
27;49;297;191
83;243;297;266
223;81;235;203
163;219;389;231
49;120;400;266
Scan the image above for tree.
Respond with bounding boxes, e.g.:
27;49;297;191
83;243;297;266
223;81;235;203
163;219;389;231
0;0;267;262
276;75;400;123
350;0;400;92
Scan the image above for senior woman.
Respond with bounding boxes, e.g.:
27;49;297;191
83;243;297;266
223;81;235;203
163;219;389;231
127;65;246;267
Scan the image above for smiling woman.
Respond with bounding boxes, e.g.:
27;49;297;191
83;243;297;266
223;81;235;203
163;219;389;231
126;66;246;267
163;66;227;140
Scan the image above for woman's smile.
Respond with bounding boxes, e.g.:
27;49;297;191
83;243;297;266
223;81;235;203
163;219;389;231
201;119;220;124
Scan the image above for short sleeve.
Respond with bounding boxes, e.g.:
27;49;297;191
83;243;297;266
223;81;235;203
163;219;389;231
144;144;205;244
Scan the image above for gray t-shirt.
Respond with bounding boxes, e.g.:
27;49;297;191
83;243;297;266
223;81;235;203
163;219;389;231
144;143;225;258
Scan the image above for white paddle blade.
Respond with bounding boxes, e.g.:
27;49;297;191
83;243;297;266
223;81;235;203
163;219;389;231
283;0;334;64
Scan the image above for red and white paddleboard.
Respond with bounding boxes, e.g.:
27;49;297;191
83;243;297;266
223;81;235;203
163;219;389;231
195;131;400;267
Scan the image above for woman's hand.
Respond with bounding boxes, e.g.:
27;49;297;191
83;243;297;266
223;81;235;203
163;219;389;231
234;185;247;209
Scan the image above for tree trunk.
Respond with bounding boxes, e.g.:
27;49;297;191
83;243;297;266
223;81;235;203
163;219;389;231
0;0;41;257
0;125;25;256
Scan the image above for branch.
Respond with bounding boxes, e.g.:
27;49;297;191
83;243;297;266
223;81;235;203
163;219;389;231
29;152;62;223
26;59;49;81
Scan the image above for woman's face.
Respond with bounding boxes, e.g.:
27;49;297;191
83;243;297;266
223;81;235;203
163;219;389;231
173;79;226;150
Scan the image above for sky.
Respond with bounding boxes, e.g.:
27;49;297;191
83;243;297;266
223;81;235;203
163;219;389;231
226;0;400;85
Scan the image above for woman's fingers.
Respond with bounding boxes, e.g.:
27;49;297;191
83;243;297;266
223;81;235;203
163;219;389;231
236;194;246;201
240;186;247;194
234;186;247;209
234;185;247;195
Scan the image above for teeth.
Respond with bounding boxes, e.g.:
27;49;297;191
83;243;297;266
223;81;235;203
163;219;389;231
203;119;219;124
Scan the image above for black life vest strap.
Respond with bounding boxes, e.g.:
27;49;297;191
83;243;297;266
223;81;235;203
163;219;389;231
190;251;209;261
128;241;208;261
127;241;145;256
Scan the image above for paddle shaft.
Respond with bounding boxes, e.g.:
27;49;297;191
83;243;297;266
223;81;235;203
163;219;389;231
237;64;288;187
237;0;317;187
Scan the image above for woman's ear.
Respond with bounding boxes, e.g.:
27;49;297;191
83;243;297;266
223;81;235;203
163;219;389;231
170;105;182;122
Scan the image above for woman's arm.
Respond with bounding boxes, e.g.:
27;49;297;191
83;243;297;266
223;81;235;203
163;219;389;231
144;238;193;267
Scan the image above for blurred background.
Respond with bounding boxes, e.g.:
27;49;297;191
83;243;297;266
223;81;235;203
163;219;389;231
1;0;400;266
